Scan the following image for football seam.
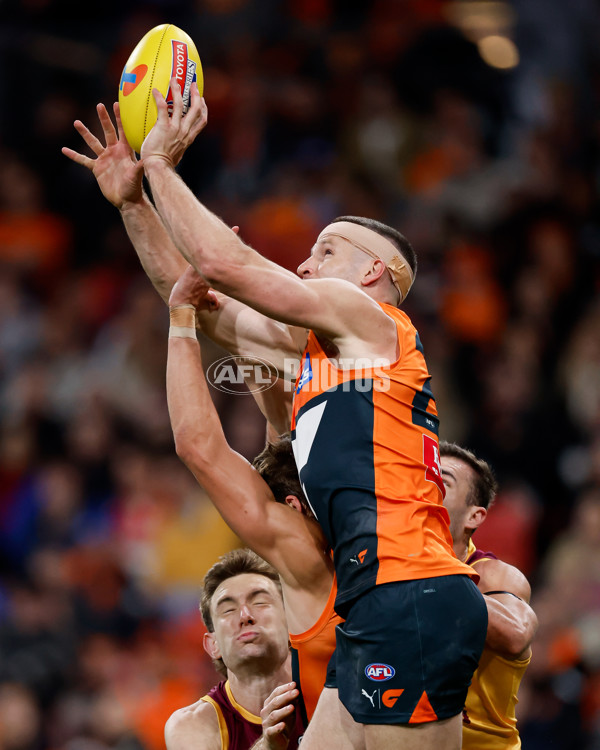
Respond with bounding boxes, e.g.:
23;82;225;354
144;24;171;140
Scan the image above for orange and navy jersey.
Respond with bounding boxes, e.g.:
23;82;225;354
200;680;305;749
463;544;530;749
291;303;476;612
289;575;342;723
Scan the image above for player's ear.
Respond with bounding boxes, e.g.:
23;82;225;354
466;506;487;533
203;631;221;660
361;258;387;287
285;495;304;514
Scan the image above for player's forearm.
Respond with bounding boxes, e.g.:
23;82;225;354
144;160;248;285
121;192;188;304
484;596;538;658
167;336;227;469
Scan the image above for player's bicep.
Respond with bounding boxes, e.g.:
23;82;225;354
481;561;532;604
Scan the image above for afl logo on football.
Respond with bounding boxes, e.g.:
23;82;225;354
365;663;395;681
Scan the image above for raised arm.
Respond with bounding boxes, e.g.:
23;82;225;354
141;82;396;352
61;102;305;375
62;102;188;303
166;268;328;593
476;559;538;659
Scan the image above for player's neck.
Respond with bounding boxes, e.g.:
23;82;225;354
226;662;291;716
453;535;470;563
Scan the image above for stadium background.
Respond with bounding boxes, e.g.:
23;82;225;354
0;0;599;747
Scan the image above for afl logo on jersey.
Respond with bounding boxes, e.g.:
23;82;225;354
365;663;395;681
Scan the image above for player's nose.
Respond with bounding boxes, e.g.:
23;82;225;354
239;604;255;624
297;257;314;278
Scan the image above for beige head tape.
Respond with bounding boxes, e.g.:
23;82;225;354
317;221;414;303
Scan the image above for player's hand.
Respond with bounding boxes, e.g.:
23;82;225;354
61;103;144;210
169;265;219;312
141;79;207;168
259;682;299;750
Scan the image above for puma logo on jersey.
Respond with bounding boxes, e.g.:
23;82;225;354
361;689;377;708
350;549;368;565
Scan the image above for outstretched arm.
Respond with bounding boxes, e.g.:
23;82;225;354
141;82;396;353
62;107;303;434
476;559;538;659
166;267;327;588
62;102;187;303
61;103;305;380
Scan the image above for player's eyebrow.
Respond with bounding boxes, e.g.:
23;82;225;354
247;587;275;601
215;587;274;610
215;595;238;610
441;467;456;482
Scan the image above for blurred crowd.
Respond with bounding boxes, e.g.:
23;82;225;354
0;0;599;748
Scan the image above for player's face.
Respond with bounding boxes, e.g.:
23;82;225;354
297;235;368;284
208;573;289;674
441;456;476;542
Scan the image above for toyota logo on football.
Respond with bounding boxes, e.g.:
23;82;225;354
365;663;395;681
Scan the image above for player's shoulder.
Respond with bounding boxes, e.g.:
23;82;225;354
165;698;222;749
474;556;532;603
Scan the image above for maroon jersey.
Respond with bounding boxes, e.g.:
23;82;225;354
201;679;305;749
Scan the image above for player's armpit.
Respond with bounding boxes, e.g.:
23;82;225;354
197;293;306;379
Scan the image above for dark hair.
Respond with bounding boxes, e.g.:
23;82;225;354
333;215;417;279
252;433;312;516
439;441;498;510
200;548;281;676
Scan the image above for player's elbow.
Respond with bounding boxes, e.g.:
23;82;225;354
172;425;208;470
503;615;538;657
195;241;249;290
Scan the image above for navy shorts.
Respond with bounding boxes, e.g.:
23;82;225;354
326;575;487;724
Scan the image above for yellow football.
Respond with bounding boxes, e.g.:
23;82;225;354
118;24;203;153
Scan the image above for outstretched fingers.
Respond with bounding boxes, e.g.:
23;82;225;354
113;102;137;161
61;145;94;170
72;119;105;156
96;102;118;147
